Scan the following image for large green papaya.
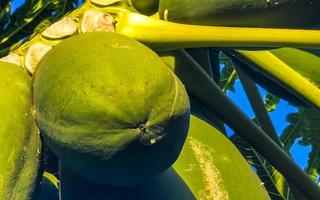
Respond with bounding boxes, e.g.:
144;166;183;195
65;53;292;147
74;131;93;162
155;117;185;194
0;61;41;199
58;115;269;200
33;32;190;186
159;0;320;28
173;115;271;199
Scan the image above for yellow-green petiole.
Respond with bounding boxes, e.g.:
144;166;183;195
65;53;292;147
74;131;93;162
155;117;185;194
115;10;320;51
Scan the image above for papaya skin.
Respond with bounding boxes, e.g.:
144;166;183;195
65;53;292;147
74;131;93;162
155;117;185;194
33;32;190;186
173;115;271;200
0;61;41;200
59;163;195;200
130;0;159;16
159;0;320;28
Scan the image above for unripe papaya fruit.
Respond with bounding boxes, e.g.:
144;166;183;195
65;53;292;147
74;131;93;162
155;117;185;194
130;0;159;16
159;0;320;28
33;32;190;186
0;61;41;200
173;115;271;199
59;163;195;200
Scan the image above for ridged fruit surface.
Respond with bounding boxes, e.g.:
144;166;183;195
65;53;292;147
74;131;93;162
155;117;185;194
0;61;41;200
33;32;190;186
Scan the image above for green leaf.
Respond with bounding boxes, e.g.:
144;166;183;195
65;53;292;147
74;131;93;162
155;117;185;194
0;0;80;56
280;113;303;151
0;0;11;26
231;133;289;200
264;93;280;112
219;52;237;92
281;108;320;182
305;148;320;183
0;0;51;43
0;0;10;9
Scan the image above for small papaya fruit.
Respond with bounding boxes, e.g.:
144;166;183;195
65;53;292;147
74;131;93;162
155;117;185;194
33;32;190;186
159;0;320;28
173;115;271;199
130;0;159;16
0;61;41;200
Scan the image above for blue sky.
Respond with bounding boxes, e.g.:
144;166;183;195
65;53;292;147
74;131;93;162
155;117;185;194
10;0;311;170
10;0;25;14
227;79;311;169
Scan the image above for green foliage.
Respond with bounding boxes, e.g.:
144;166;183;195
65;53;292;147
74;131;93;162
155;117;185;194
281;108;320;182
231;133;288;200
219;52;237;92
264;93;280;112
0;0;11;29
228;49;318;108
0;0;81;56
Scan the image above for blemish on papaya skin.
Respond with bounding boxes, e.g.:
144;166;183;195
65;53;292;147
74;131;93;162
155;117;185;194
111;43;130;49
189;137;229;200
185;163;197;172
164;9;169;21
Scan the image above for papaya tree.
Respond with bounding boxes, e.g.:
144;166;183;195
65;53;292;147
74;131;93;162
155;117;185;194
0;0;319;199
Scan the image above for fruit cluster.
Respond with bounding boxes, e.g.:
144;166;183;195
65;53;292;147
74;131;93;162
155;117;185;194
1;0;320;199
